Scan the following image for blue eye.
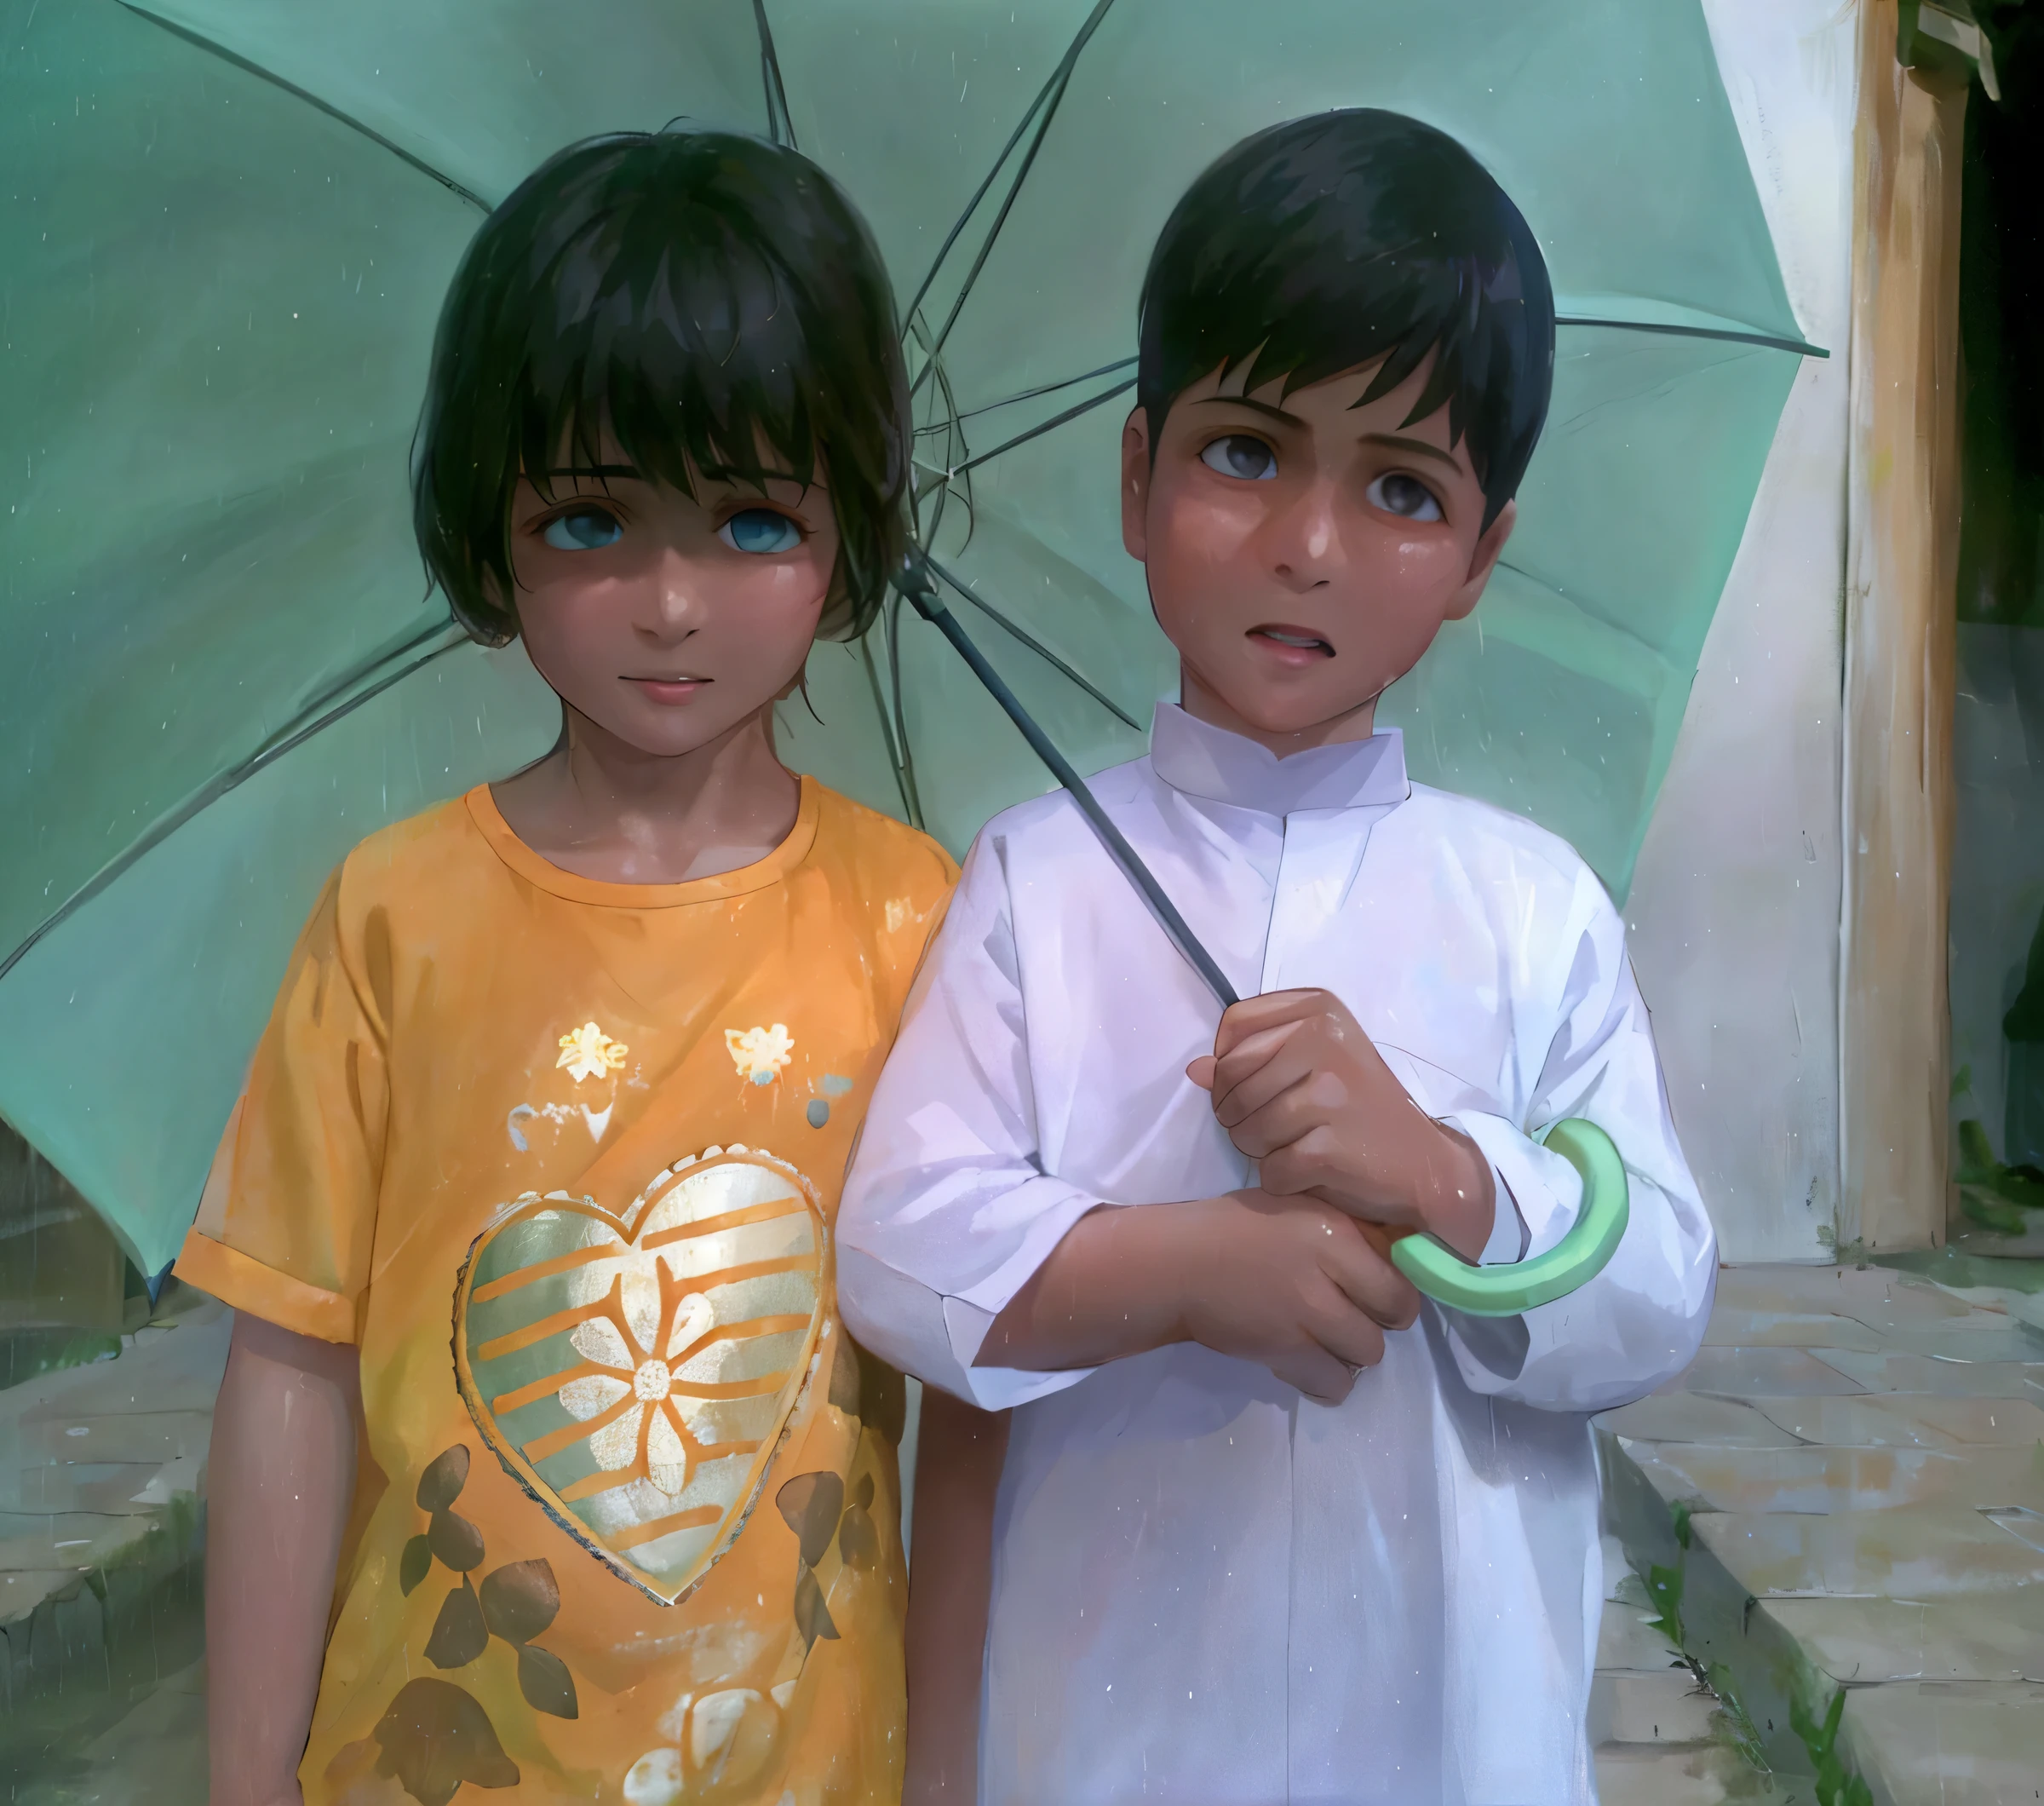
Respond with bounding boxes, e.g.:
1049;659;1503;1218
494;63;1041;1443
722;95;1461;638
720;508;802;555
1199;434;1277;480
1366;473;1444;522
541;507;623;550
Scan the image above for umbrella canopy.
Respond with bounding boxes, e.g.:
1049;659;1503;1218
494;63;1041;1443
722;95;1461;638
0;0;1814;1272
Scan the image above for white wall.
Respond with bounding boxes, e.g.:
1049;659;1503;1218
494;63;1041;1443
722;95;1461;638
1623;0;1858;1262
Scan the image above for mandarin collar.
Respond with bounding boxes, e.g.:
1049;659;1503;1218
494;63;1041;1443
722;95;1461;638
1148;702;1410;816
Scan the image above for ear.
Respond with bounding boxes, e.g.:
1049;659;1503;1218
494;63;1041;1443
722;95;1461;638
1121;407;1152;563
1444;498;1516;622
479;569;524;645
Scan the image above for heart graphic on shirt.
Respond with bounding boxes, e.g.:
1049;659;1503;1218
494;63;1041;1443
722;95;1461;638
453;1147;827;1607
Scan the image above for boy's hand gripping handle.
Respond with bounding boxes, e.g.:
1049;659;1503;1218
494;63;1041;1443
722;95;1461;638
1387;1119;1630;1316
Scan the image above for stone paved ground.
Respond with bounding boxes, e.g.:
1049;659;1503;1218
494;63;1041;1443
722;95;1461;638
6;1262;2038;1803
1599;1257;2044;1805
0;1285;219;1805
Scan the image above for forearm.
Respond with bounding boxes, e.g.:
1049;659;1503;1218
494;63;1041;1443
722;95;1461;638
208;1312;359;1806
974;1204;1186;1372
904;1391;1010;1804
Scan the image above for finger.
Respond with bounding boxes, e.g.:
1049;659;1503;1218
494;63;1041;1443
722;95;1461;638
1186;1055;1217;1091
1266;1342;1358;1406
1212;989;1324;1060
1300;1282;1388;1372
1317;1223;1423;1331
1209;1019;1309;1109
1224;1084;1320;1163
1212;1039;1321;1130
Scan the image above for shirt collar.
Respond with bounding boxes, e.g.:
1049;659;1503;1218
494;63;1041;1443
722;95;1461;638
1148;702;1411;816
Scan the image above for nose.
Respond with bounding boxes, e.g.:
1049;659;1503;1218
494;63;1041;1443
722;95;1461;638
1266;476;1343;592
640;546;703;640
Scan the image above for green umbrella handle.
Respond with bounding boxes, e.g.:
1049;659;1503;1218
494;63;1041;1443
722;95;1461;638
1389;1119;1630;1317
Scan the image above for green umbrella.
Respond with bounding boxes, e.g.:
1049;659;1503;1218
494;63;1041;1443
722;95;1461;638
0;0;1817;1274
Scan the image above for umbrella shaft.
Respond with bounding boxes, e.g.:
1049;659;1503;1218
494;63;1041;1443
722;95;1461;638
901;584;1241;1012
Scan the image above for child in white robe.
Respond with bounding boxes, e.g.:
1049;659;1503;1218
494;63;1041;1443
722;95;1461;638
840;109;1716;1806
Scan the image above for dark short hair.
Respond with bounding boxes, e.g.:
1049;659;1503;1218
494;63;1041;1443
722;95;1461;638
1138;109;1554;528
413;129;910;645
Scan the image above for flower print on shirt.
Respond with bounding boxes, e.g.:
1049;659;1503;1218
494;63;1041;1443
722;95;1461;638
725;1024;795;1086
557;1021;629;1084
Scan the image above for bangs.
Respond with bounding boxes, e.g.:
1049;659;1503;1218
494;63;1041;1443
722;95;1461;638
415;130;910;646
1138;110;1554;528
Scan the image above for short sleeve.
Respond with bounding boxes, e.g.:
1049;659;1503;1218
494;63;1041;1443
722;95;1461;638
174;871;388;1343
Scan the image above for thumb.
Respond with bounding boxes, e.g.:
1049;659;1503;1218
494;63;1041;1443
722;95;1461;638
1186;1055;1216;1091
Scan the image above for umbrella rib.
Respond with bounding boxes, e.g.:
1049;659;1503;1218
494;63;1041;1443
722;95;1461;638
941;377;1136;480
883;595;926;828
906;0;1121;397
0;620;469;988
752;0;798;149
117;3;491;212
1555;315;1827;359
916;356;1140;434
922;557;1142;734
900;61;1055;329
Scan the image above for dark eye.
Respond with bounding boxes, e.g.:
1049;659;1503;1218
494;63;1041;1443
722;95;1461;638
1366;473;1444;522
1198;434;1277;481
540;507;623;551
720;509;802;555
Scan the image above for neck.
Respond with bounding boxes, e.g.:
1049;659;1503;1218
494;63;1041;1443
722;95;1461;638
1177;663;1379;757
492;705;801;884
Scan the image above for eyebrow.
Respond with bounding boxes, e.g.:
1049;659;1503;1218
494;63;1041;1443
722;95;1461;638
541;463;643;481
1358;432;1461;471
1194;399;1462;472
1195;394;1303;428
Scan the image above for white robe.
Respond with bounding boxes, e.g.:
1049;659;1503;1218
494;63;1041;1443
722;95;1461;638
838;705;1716;1805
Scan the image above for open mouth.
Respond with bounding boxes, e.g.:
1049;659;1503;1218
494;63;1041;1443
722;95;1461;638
1249;624;1335;658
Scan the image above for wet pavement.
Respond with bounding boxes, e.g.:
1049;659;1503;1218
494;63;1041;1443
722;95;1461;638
1599;1257;2044;1804
4;1262;2038;1803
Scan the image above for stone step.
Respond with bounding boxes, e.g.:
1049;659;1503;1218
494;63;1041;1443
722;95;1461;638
1599;1257;2044;1806
0;1296;226;1780
1594;1740;1811;1804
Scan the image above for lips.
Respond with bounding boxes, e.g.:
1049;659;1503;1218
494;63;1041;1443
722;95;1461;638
629;676;710;704
1249;624;1334;658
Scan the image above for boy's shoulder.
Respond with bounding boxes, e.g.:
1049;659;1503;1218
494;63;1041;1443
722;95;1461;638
967;754;1153;850
1390;782;1619;940
1398;781;1601;882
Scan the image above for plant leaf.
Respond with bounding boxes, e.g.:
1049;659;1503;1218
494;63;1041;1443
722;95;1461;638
1961;1186;2028;1234
399;1533;433;1597
1957;1119;2001;1183
416;1444;471;1514
372;1678;518;1806
837;1504;881;1570
423;1579;489;1670
794;1564;840;1648
428;1509;486;1573
516;1644;578;1720
776;1472;845;1569
1991;1168;2044;1211
479;1558;560;1646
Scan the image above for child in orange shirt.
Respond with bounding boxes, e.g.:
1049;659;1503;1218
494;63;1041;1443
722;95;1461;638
178;129;955;1806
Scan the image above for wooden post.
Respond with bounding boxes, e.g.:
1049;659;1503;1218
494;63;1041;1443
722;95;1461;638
1838;0;1969;1251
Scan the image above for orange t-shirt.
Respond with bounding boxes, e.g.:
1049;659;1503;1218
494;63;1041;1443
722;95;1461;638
177;777;956;1806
